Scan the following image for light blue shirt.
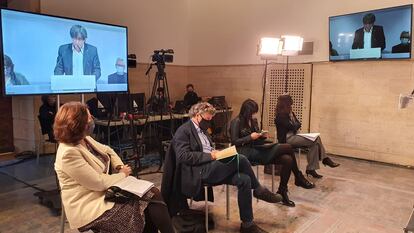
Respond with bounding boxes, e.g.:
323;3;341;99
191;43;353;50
363;30;372;49
72;45;84;76
191;120;213;153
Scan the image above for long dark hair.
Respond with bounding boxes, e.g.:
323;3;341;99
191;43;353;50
276;94;293;117
239;99;259;128
4;55;17;84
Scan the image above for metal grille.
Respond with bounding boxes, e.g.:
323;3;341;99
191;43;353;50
267;67;305;127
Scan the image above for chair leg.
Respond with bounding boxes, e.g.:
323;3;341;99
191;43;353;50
256;166;259;203
60;205;66;233
271;164;275;193
205;186;208;232
298;148;301;168
226;184;230;220
190;198;193;207
36;140;40;165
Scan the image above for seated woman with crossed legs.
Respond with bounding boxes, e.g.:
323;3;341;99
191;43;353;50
230;99;314;207
54;102;174;233
274;94;339;179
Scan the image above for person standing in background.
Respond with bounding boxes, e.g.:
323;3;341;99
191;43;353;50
39;95;57;142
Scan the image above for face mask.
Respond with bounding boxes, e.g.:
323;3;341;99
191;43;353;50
116;66;124;75
198;116;211;131
87;120;95;136
401;38;410;45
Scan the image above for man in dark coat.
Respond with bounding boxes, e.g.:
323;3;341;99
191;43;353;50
54;25;101;80
392;31;411;53
161;102;282;233
352;13;386;51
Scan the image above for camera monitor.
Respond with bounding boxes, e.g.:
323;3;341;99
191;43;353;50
1;9;128;95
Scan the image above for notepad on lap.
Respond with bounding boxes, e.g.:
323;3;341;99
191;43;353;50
216;146;238;160
112;176;154;198
297;133;320;142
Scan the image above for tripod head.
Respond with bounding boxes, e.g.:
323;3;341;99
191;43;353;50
145;49;174;76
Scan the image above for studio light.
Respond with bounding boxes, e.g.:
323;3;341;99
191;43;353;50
256;35;304;130
281;35;304;56
258;37;283;58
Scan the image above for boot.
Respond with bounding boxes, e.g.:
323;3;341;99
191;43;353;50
240;222;268;233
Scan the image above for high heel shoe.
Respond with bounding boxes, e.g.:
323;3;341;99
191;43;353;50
322;157;340;168
295;171;315;189
276;188;295;207
306;170;323;179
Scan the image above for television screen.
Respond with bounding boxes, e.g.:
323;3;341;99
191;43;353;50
1;9;128;95
329;5;412;61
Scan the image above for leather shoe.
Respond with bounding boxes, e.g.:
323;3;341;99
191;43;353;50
306;170;323;179
276;188;295;207
322;157;340;168
295;172;315;189
240;222;268;233
253;186;283;203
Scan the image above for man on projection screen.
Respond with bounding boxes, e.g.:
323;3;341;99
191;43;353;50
351;13;386;51
54;25;101;80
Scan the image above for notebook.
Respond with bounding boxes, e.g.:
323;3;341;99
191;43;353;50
112;176;154;198
216;146;238;160
297;133;320;142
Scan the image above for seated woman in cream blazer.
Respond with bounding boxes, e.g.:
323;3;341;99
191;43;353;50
54;102;174;233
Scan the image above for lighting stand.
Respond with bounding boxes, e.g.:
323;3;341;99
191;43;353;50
259;59;268;130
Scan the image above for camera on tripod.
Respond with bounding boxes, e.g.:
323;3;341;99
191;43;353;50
152;49;174;63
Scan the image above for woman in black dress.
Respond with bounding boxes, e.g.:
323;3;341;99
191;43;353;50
230;99;314;207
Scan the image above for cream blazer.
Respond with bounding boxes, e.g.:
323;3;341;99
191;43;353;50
54;136;126;229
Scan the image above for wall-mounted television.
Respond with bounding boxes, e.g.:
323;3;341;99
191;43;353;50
1;8;128;96
329;4;412;61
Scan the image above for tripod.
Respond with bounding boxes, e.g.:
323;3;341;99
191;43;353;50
141;61;174;174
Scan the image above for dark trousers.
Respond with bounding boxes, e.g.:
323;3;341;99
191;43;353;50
200;154;260;222
238;144;301;190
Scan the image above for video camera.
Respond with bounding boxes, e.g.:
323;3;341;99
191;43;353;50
152;49;174;63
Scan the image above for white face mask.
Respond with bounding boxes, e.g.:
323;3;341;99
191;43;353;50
401;38;410;45
116;66;124;75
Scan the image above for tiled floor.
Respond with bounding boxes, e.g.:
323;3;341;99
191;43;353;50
0;154;413;233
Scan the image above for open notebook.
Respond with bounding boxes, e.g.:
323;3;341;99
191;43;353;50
112;176;154;198
216;146;238;160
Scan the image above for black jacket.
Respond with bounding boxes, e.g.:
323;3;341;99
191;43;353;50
39;104;56;135
230;116;264;147
352;25;386;50
183;91;201;109
392;43;411;53
53;43;101;80
274;112;301;143
161;120;214;216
